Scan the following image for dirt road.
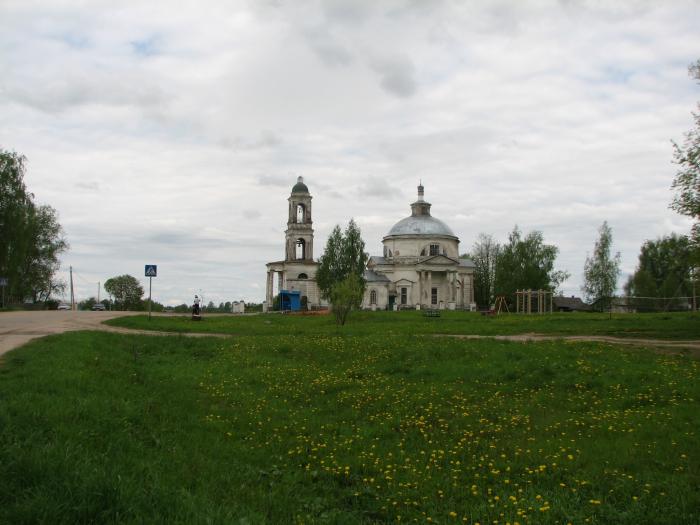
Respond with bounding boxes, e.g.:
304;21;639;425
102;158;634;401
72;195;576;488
0;310;135;357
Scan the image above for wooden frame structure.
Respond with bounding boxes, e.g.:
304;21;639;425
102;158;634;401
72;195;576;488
516;289;553;314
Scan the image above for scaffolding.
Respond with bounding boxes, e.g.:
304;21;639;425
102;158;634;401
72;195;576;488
516;289;553;314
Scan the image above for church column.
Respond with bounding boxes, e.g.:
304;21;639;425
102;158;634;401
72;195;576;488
450;272;456;302
418;271;423;307
278;272;284;293
266;271;273;306
427;271;432;307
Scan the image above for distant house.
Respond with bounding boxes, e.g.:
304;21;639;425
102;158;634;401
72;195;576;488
553;296;591;312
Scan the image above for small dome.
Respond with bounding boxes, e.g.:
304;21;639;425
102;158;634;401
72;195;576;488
292;176;309;194
386;215;457;238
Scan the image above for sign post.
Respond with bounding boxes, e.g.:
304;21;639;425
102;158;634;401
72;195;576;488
144;265;157;320
0;277;7;309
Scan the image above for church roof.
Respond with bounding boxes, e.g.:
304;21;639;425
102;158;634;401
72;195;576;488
291;176;309;194
364;269;390;282
384;183;457;239
386;214;457;238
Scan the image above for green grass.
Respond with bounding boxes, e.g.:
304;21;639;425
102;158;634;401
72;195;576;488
107;310;700;340
1;330;698;524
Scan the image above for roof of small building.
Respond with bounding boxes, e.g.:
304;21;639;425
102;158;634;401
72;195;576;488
458;258;475;268
291;176;309;194
553;296;591;310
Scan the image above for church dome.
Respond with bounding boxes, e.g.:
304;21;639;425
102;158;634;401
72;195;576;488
386;215;456;238
384;183;457;239
291;176;309;194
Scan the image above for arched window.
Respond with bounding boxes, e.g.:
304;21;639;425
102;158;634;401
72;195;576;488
296;238;306;260
298;273;308;279
296;204;305;223
420;248;426;256
429;244;439;256
370;290;377;305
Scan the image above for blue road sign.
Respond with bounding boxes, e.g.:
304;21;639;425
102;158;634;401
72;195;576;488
0;277;7;286
145;265;157;277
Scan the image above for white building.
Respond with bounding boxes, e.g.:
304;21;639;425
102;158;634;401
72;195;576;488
362;184;475;310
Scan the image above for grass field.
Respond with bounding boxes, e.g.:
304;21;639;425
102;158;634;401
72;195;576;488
1;325;698;523
107;310;700;340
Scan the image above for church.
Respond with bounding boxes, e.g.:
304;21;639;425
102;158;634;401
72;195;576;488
265;178;475;311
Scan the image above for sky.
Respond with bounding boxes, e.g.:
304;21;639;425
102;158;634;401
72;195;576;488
1;0;699;306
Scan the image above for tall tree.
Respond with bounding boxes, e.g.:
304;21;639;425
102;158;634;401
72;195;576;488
104;275;144;310
316;219;368;324
670;60;700;258
493;226;569;305
0;150;67;304
465;234;500;308
582;221;621;309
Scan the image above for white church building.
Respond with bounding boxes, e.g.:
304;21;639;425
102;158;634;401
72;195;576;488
265;178;475;311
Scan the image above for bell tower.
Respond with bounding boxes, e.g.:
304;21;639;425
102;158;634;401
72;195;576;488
285;176;314;261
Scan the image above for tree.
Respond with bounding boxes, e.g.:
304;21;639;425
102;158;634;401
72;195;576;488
582;221;621;309
670;60;700;258
316;219;368;323
493;226;569;305
465;234;500;308
625;233;693;310
0;150;68;304
104;275;144;310
329;274;365;325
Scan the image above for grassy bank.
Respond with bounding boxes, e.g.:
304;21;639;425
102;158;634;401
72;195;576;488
1;331;698;523
107;310;700;340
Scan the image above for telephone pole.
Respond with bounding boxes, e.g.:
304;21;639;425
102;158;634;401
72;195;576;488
97;281;100;303
69;266;75;310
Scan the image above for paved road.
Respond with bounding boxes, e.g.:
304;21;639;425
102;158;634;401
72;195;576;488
0;310;135;357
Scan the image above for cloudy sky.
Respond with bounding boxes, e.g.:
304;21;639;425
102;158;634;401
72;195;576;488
1;0;699;306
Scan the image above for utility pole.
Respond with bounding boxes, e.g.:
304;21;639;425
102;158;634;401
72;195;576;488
69;266;75;311
97;281;100;303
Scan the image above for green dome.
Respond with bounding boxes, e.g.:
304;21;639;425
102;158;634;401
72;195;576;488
292;176;309;194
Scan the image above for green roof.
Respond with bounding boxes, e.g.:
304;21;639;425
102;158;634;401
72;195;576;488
292;178;309;194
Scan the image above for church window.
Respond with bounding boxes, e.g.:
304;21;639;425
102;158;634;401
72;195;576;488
431;287;438;305
296;204;305;223
298;273;308;279
296;238;306;259
430;244;439;256
370;290;377;305
401;287;407;305
420;248;426;256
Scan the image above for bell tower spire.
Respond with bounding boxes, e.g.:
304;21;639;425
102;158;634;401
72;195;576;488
285;177;314;261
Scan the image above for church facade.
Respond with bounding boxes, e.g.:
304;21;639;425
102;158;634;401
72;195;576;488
265;178;475;311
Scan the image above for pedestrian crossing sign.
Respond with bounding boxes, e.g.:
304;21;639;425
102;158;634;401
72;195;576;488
145;265;157;277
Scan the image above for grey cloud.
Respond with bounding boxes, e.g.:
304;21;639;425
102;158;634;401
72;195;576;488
357;177;398;199
258;174;292;187
371;56;417;97
220;131;282;151
303;27;354;67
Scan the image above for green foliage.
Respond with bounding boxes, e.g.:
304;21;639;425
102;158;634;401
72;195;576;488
104;274;144;310
0;150;67;304
625;234;694;310
316;219;368;323
329;274;364;325
1;331;698;524
583;221;621;309
465;233;500;308
494;226;569;304
670;60;700;255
